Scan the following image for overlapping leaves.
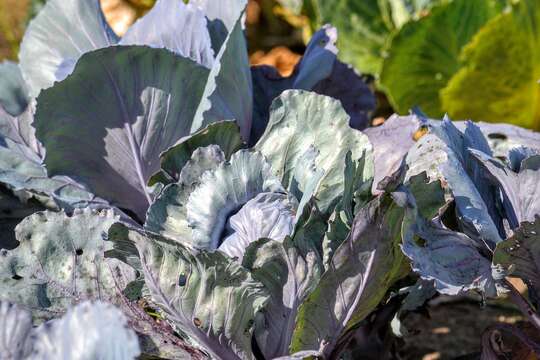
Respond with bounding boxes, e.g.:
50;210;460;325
2;0;540;359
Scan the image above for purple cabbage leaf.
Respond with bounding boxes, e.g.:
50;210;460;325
250;25;375;143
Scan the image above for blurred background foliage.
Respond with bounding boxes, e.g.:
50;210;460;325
0;0;539;130
0;0;306;74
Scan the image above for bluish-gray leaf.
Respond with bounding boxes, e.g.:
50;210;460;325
191;0;248;33
470;149;540;228
460;122;540;160
407;172;446;220
187;150;285;250
255;90;373;214
402;212;497;297
151;120;243;185
145;145;226;243
242;205;324;358
147;149;283;251
191;12;253;141
0;61;29;116
0;301;32;359
0;209;137;323
0;105;42;163
219;192;297;261
120;0;215;68
293;24;338;90
0;113;109;215
35;46;209;219
30;301;141;359
408;118;504;248
321;150;374;269
109;223;268;360
288;145;325;219
321;210;350;270
508;146;540;172
290;193;408;355
145;184;197;246
178;145;226;187
365;115;424;192
19;0;118;98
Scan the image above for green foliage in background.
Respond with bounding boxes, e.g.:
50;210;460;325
440;0;540;129
280;0;448;75
379;0;502;117
281;0;540;130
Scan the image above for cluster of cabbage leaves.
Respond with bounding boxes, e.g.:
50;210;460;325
280;0;540;131
1;0;540;359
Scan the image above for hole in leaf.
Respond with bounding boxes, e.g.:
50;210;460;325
12;274;23;280
75;249;83;256
440;200;460;232
178;274;187;286
413;235;426;247
193;318;202;327
488;133;507;140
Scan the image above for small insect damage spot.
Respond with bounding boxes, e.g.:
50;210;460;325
487;133;507;140
178;274;187;286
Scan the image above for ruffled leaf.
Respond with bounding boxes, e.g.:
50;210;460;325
0;106;111;213
402;207;497;297
147;150;284;250
365;114;424;192
242;204;324;358
219;192;297;261
0;105;42;162
151;120;243;186
290;192;408;355
470;149;540;228
406;118;504;248
145;145;227;243
0;209;137;322
186;150;285;250
468;122;540;159
109;223;269;360
321;150;374;268
255;90;373;214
